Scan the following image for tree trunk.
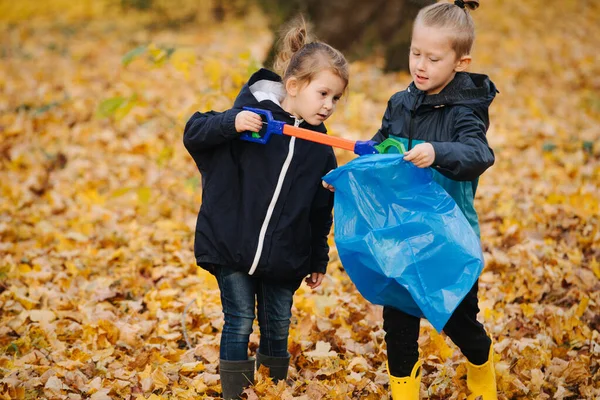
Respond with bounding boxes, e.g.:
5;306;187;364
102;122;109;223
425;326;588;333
258;0;435;72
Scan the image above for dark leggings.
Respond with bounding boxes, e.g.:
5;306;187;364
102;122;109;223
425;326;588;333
383;281;491;377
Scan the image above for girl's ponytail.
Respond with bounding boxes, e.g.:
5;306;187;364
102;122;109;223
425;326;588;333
454;0;479;11
271;15;348;90
273;16;314;78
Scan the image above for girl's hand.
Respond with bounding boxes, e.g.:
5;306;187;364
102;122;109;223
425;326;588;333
305;272;324;289
404;143;435;168
322;169;335;192
235;111;263;133
322;180;335;192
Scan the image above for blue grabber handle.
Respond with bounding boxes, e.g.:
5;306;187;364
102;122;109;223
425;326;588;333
239;107;285;144
354;140;379;155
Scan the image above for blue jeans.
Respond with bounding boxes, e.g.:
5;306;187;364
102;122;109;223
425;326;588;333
215;265;302;361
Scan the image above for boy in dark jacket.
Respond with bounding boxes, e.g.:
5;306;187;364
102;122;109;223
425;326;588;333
373;1;498;399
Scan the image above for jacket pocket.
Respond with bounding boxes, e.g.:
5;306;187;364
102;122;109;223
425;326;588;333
263;222;311;280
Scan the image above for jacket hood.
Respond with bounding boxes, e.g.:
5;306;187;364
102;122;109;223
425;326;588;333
408;72;496;107
405;72;498;127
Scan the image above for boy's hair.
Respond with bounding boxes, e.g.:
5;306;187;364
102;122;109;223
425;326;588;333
273;15;349;89
414;0;480;58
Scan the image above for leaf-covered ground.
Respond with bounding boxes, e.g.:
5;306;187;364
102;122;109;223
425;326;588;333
0;0;599;399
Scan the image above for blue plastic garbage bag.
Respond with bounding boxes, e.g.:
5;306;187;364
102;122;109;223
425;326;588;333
322;154;484;332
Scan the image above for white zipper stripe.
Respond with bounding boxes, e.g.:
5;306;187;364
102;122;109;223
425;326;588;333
248;119;300;275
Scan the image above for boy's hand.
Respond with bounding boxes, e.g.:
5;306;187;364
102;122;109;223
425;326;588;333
305;272;324;289
235;110;263;133
404;143;435;168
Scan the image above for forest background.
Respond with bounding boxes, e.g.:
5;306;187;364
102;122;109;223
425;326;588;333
0;0;599;399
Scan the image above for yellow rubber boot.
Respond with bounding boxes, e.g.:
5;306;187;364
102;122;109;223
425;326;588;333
466;343;498;400
388;360;422;400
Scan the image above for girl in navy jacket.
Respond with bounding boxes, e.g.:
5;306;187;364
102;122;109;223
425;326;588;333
183;17;348;399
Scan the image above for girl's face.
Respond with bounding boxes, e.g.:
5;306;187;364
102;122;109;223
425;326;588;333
284;69;346;126
409;23;470;95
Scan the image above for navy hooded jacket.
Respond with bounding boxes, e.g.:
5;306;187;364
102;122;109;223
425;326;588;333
372;72;497;236
183;69;337;281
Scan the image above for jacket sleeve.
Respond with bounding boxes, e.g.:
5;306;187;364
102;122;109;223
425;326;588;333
371;98;394;143
182;108;240;153
309;150;338;274
430;107;495;181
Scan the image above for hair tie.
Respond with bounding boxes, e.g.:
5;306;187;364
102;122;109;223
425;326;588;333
454;0;465;8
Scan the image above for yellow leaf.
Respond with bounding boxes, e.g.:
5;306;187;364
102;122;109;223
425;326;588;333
483;307;494;320
430;330;454;361
575;297;590;318
238;50;251;61
148;43;168;65
204;59;222;88
520;303;536;318
546;193;565;205
157;147;173;166
230;69;246;88
17;263;32;274
109;248;125;261
171;48;196;78
137;187;151;205
14;293;38;310
151;367;170;390
110;187;131;198
139;365;152;380
180;362;205;373
98;320;120;345
81;189;106;205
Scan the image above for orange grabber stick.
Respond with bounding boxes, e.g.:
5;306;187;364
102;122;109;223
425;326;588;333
240;107;381;155
241;107;406;156
282;124;356;152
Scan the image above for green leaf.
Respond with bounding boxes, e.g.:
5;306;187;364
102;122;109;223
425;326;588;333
96;97;126;118
33;101;61;116
96;94;138;120
185;176;200;192
6;342;20;356
122;45;147;66
542;142;557;152
165;47;176;58
114;94;138;120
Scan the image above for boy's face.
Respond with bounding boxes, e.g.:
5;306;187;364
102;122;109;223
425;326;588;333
285;69;346;126
409;23;471;95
